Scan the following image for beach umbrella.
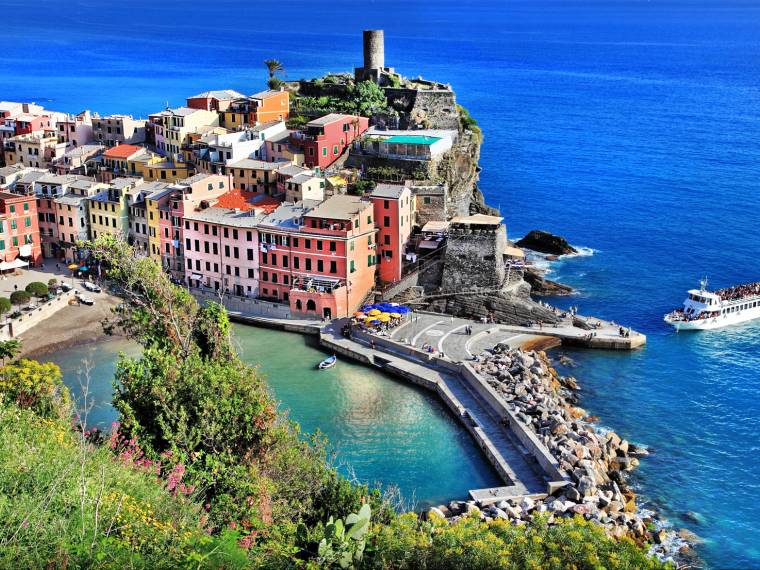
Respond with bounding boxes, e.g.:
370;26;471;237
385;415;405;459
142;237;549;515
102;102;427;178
353;311;366;318
78;266;89;272
378;314;391;323
370;319;381;325
367;309;381;316
390;313;402;319
364;317;376;325
67;263;79;270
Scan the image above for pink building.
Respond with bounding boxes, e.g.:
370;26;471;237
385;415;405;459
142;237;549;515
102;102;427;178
370;184;414;283
157;173;233;279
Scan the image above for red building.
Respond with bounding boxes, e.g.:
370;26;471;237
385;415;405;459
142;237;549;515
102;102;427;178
257;195;377;319
301;114;368;170
0;190;43;265
14;113;50;136
370;184;414;284
186;89;245;112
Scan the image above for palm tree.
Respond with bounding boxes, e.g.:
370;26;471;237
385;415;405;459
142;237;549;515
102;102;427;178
0;339;22;365
264;59;284;79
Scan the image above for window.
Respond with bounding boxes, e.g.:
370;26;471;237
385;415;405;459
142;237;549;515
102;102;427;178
223;228;228;239
282;256;288;268
350;241;355;251
333;145;338;154
349;260;355;273
305;239;311;249
424;197;431;204
294;257;300;269
247;248;254;261
384;235;391;245
384;200;389;209
305;258;311;271
368;255;375;266
329;261;337;273
317;260;323;272
23;202;28;211
322;147;327;157
317;240;323;251
8;205;14;213
272;273;278;284
383;216;390;227
329;241;336;252
292;237;299;248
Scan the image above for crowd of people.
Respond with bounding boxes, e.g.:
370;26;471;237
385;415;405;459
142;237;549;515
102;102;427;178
716;282;760;301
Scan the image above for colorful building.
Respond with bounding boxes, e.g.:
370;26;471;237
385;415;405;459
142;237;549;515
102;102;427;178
92;114;146;147
100;144;145;179
153;107;219;157
283;172;325;203
221;90;289;129
182;189;278;295
186;89;245;112
265;130;305;166
88;178;141;240
228;158;288;194
4;134;67;169
152;173;233;277
369;184;414;283
56;110;94;148
0;190;42;265
301;114;369;170
257;194;377;318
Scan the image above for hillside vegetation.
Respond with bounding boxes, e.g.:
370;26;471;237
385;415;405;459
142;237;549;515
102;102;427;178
0;235;669;569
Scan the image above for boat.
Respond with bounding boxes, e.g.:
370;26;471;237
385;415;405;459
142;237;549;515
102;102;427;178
317;355;337;369
664;278;760;330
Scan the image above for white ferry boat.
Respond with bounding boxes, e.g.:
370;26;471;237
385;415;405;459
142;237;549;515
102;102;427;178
664;279;760;331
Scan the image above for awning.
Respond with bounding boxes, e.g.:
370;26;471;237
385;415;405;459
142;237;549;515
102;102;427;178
421;220;450;233
19;244;32;257
191;273;203;280
504;246;525;258
0;259;29;271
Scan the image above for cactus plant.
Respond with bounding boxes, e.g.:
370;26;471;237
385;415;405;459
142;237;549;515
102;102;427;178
309;503;372;568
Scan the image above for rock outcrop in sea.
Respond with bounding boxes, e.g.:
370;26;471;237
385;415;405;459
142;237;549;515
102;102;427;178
516;230;578;256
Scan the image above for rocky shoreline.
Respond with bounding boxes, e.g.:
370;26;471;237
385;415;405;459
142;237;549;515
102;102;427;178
426;346;698;566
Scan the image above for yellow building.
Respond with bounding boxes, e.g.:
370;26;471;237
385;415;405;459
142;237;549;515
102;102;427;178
128;151;194;183
88;178;143;240
145;185;174;261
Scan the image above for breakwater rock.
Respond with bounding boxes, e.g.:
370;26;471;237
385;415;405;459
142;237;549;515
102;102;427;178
516;230;578;256
427;347;689;562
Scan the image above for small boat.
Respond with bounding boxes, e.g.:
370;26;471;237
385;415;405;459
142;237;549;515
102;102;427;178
317;355;337;370
664;278;760;331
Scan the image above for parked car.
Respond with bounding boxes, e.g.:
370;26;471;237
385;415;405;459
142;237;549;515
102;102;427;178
82;281;101;293
76;294;95;306
60;282;72;292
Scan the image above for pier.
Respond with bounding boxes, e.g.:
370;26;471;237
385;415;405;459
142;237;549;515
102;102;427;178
320;320;572;503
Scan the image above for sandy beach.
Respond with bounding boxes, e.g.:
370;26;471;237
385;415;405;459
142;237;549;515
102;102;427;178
18;291;124;359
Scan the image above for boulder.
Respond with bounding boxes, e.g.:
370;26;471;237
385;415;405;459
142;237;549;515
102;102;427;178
515;230;578;256
428;507;447;520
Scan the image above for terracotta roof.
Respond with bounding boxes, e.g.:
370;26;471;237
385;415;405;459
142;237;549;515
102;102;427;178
103;144;143;159
213;189;280;214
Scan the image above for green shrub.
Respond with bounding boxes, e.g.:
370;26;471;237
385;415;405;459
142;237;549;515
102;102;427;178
0;297;10;315
10;291;31;306
25;281;49;298
48;278;58;288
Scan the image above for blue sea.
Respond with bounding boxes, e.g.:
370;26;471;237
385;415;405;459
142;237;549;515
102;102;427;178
6;1;760;567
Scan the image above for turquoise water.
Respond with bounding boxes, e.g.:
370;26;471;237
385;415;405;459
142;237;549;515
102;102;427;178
7;1;760;565
40;326;502;508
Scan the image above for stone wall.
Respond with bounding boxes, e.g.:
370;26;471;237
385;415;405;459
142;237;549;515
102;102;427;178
1;291;75;340
385;87;460;130
441;226;508;291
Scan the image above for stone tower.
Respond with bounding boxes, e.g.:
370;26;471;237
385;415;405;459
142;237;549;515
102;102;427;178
355;29;394;82
363;30;384;71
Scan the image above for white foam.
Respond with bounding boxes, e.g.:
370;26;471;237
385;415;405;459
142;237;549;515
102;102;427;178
559;245;597;259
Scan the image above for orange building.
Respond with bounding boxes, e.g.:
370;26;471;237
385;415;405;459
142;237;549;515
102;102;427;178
249;90;289;124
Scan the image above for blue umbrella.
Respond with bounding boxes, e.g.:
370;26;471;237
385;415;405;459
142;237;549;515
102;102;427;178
78;266;89;272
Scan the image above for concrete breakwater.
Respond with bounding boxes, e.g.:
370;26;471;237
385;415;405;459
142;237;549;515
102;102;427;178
320;324;689;563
